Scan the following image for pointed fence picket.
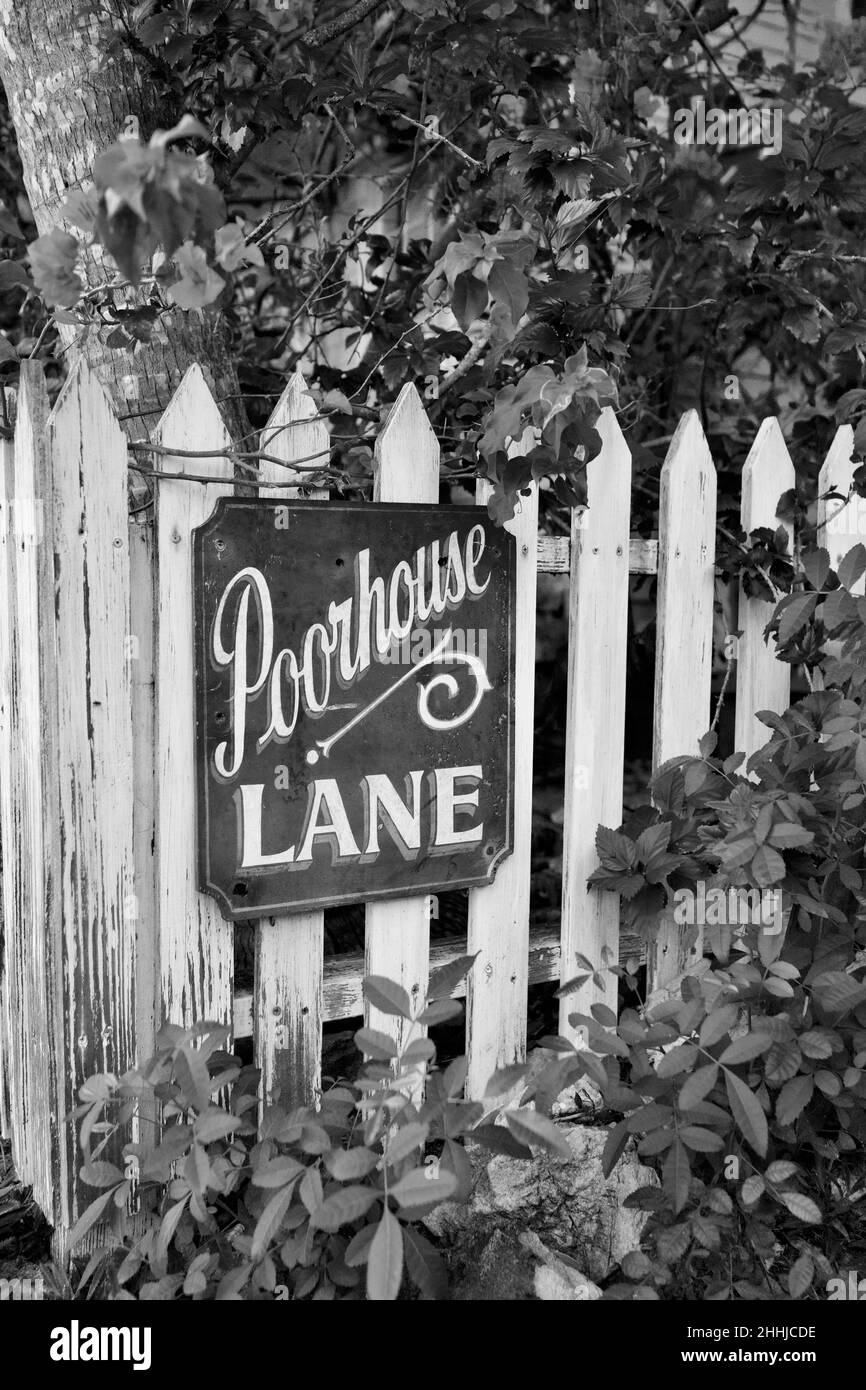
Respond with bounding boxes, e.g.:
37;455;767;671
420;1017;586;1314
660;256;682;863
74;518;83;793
253;374;329;1109
734;419;795;761
0;356;854;1258
466;460;538;1098
364;385;439;1051
559;408;631;1036
154;367;235;1030
647;411;717;996
819;425;864;596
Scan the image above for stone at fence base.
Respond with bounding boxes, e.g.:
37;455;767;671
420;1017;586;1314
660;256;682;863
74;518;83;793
424;1121;657;1296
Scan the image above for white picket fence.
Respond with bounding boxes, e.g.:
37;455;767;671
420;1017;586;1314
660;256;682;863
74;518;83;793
0;356;860;1255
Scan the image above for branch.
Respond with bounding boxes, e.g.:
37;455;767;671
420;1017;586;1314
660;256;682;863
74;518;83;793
440;328;491;394
300;0;389;48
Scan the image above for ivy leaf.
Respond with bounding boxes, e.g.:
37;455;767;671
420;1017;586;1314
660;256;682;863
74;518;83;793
169;241;225;309
725;1070;768;1156
367;1206;403;1301
27;228;83;307
451;271;488;331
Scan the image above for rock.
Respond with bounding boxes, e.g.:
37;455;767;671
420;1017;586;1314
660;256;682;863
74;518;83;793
426;1121;657;1286
521;1233;603;1301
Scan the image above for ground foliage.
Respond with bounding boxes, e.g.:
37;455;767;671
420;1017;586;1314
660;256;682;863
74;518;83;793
563;530;866;1299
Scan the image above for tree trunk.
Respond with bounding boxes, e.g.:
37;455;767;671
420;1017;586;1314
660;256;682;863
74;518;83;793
0;0;245;438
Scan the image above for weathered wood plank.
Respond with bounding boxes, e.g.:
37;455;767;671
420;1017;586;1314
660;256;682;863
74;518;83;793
129;516;158;1110
734;419;795;760
465;471;538;1098
537;534;656;575
5;364;62;1224
364;384;438;1047
559;407;631;1035
254;372;328;1108
0;394;14;1143
45;361;137;1246
155;367;234;1028
648;410;716;994
232;921;646;1037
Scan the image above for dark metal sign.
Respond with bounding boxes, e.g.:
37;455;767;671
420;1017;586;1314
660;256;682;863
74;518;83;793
193;500;515;920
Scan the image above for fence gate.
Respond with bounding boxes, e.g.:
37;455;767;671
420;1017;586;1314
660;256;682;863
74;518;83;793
0;356;856;1257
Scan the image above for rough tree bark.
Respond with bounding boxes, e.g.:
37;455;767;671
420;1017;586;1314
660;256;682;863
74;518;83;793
0;0;244;437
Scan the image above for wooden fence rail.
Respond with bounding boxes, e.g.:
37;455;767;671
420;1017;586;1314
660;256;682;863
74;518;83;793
0;357;855;1254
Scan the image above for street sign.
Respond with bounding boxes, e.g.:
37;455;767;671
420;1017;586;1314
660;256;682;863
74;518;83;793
193;499;516;919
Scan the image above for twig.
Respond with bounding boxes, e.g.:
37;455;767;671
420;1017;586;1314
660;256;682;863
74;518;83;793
127;440;332;472
440;328;491;393
300;0;389;49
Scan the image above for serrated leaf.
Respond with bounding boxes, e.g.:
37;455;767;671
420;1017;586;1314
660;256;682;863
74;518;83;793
775;1073;814;1126
718;1033;774;1066
382;1121;428;1168
66;1187;119;1251
778;1191;822;1224
788;1252;814;1298
700;1004;740;1048
416;998;463;1026
741;1174;765;1204
601;1118;630;1178
252;1155;305;1188
403;1226;448;1301
362;976;413;1019
251;1183;297;1263
725;1070;768;1156
426;952;479;1001
324;1147;379;1181
506;1107;573;1159
837;543;866;590
390;1167;457;1210
194;1108;240;1144
367;1206;403;1301
663;1140;691;1215
678;1063;719;1111
354;1027;399;1060
309;1186;379;1233
484;1063;531;1097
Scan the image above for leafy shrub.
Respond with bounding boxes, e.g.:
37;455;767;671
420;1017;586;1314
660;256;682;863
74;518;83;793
68;956;575;1301
568;535;866;1299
